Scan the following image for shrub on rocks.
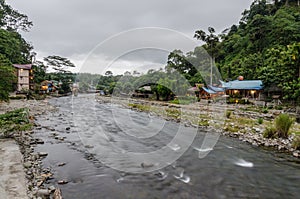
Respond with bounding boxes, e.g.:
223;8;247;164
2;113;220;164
263;127;277;139
275;114;294;139
257;118;263;124
263;114;294;139
0;108;32;138
292;136;300;150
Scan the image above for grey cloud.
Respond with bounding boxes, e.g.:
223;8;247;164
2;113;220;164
8;0;253;73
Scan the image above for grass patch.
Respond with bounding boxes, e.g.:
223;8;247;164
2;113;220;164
236;117;255;126
0;108;32;138
128;103;151;112
226;110;232;119
257;118;264;124
292;136;300;150
263;114;295;139
198;119;209;127
263;126;277;138
165;108;181;118
275;114;294;139
224;125;239;133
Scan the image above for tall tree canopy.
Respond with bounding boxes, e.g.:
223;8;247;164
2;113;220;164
0;0;33;32
44;55;76;73
0;0;32;101
0;54;16;101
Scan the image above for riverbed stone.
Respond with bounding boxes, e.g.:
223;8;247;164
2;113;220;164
38;152;48;157
24;161;32;168
293;151;299;157
57;180;68;184
37;189;50;196
48;185;56;192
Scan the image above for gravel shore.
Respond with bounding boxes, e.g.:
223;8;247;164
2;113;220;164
0;99;58;199
96;95;300;158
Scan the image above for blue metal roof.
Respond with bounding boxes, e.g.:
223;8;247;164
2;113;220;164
208;85;225;92
220;80;263;90
202;87;217;94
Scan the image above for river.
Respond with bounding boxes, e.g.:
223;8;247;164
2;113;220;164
33;95;300;199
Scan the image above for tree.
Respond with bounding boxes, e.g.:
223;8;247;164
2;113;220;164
166;49;196;77
124;71;131;76
0;0;33;32
0;54;16;101
105;70;113;76
0;29;32;64
44;55;75;73
133;70;140;76
32;61;47;84
194;27;220;85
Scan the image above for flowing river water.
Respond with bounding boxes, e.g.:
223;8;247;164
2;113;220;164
33;95;300;199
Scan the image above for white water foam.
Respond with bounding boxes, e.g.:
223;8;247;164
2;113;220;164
234;159;254;168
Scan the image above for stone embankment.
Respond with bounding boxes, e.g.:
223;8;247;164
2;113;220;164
0;99;62;199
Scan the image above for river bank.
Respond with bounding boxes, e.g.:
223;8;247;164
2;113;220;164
0;99;61;199
1;95;300;198
95;95;300;158
0;95;298;198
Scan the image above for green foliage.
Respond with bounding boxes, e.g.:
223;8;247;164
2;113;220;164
263;126;278;138
44;55;75;73
0;108;31;138
48;72;75;94
257;117;264;124
32;61;47;84
262;108;269;114
170;96;198;105
212;1;300;101
165;108;181;118
226;110;232;119
128;104;150;112
0;54;16;101
275;113;294;138
263;113;294;139
0;0;33;31
198;119;209;127
0;29;32;63
292;135;300;150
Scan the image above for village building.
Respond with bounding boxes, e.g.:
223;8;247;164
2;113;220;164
220;80;263;99
13;64;34;92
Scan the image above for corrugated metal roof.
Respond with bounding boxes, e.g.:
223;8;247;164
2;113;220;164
220;80;263;90
13;64;32;70
202;87;216;94
208;85;224;92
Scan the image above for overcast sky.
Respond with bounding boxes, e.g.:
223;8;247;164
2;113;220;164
7;0;253;74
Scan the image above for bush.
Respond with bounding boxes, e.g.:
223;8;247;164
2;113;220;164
263;126;277;139
0;108;31;138
292;136;300;150
275;105;283;110
257;118;263;124
275;114;294;138
226;110;232;119
262;108;268;114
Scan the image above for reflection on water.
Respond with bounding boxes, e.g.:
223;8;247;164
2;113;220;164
33;95;300;199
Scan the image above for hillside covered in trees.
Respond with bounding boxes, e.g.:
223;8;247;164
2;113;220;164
78;0;300;102
164;0;300;101
218;0;300;101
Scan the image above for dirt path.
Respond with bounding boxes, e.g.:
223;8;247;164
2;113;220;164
0;139;27;199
